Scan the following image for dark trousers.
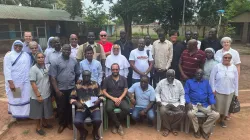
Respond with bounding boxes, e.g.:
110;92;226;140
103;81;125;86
159;104;184;131
56;89;73;127
153;70;167;88
106;99;130;128
132;79;141;85
127;68;133;88
74;109;102;135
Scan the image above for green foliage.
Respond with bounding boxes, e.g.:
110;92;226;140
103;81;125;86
65;0;83;19
0;0;56;8
55;0;66;10
85;4;109;28
0;0;19;5
225;0;250;20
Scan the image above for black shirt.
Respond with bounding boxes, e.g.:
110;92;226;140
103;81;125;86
102;75;128;98
200;38;222;52
114;40;134;60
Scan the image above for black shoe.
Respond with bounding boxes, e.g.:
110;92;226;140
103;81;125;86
92;130;100;140
80;130;88;140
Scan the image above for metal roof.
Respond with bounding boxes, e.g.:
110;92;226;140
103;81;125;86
0;4;84;22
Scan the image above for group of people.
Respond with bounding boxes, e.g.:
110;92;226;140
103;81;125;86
3;28;240;140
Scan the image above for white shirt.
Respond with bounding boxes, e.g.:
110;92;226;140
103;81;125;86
145;44;153;52
129;48;153;79
155;79;185;107
214;48;241;65
70;44;79;59
197;40;201;50
209;63;239;96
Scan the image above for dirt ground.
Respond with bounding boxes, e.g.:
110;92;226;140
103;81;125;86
0;44;250;140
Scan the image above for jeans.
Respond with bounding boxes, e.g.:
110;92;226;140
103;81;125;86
132;107;155;122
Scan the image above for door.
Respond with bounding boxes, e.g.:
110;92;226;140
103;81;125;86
36;27;47;50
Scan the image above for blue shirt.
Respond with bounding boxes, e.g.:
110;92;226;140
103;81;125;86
184;78;216;107
22;42;43;53
128;82;155;108
79;59;103;85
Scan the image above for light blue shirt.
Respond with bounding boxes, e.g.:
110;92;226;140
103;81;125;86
79;59;103;85
128;82;155;108
22;42;43;53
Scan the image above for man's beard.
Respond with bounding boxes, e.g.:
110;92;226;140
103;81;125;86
112;73;119;77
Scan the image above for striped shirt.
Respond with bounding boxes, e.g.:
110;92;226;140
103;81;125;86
180;49;206;79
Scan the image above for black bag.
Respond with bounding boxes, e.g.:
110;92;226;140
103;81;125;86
229;96;240;113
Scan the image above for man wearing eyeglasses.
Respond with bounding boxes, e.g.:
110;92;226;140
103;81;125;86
69;34;79;59
98;31;113;56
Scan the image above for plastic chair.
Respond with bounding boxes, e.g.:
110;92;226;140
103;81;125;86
104;97;130;130
72;102;104;140
156;105;185;132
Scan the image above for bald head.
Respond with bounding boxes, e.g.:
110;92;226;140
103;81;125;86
99;31;108;42
187;39;198;51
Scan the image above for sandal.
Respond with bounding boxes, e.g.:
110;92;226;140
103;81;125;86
36;129;46;136
42;124;53;129
162;129;170;137
172;130;178;136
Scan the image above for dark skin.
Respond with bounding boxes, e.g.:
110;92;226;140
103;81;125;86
145;35;151;46
87;32;95;45
193;32;199;40
130;39;153;76
158;32;166;43
208;28;217;40
51;45;71;97
53;37;61;52
129;76;154;116
120;31;126;42
205;50;214;60
185;31;192;42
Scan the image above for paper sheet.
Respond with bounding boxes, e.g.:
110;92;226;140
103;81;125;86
85;96;98;107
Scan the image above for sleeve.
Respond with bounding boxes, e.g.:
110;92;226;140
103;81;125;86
128;83;135;93
45;52;50;64
234;66;239;96
179;82;185;106
148;51;154;61
48;62;57;77
184;80;191;104
209;65;218;92
3;54;12;81
207;80;216;105
124;77;128;88
124;68;129;78
166;43;173;70
129;50;135;61
76;45;83;60
101;78;107;90
150;88;156;102
75;61;81;81
155;81;162;102
29;67;37;82
98;62;103;85
100;44;106;60
234;51;241;65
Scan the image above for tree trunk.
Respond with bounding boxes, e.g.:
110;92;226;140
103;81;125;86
123;15;132;40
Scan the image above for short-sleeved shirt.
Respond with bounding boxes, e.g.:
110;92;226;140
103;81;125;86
129;48;153;79
180;49;206;79
29;64;50;99
45;51;62;66
98;41;113;53
128;82;155;108
76;42;106;61
102;75;128;98
70;44;79;59
49;55;80;90
214;48;241;65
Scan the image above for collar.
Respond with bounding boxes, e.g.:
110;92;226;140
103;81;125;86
158;40;167;44
140;85;150;92
165;79;176;86
87;42;98;47
193;78;204;82
145;44;152;47
52;50;61;53
188;50;198;56
70;44;79;49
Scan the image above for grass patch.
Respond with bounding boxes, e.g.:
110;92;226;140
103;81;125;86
22;129;30;135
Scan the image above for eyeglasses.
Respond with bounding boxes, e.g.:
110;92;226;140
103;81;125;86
71;38;78;40
111;69;119;71
100;35;107;37
223;57;232;60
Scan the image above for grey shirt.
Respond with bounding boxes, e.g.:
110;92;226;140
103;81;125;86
49;55;80;90
45;50;62;67
29;64;50;99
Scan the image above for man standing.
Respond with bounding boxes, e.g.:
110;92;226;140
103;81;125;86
155;69;185;137
128;75;155;127
144;35;153;52
22;31;43;53
152;29;173;88
49;44;80;133
69;34;79;59
185;69;219;139
102;63;130;136
129;38;153;84
169;30;186;80
179;39;206;82
45;37;61;67
76;32;106;65
71;70;103;140
200;28;222;52
193;31;201;49
182;31;192;49
114;30;134;87
79;46;103;86
98;31;113;56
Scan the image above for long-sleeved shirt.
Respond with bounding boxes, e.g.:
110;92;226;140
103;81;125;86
79;59;103;85
152;39;173;70
209;63;239;96
184;78;216;107
155;79;185;107
22;42;43;53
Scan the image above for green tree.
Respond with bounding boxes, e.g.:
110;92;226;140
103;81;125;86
0;0;19;5
0;0;56;8
225;0;250;20
65;0;83;19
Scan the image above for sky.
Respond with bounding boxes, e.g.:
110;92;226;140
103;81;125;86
83;0;117;13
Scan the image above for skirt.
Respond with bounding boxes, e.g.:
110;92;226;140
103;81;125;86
29;97;53;119
215;92;234;116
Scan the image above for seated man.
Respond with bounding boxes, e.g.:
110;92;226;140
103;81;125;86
70;70;103;140
102;63;130;136
155;69;185;137
128;75;155;127
185;69;219;140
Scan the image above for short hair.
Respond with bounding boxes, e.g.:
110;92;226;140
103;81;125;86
62;44;70;48
111;63;120;70
157;28;165;34
140;75;149;81
24;31;32;36
169;30;179;37
28;41;38;48
220;37;232;45
84;46;94;53
34;52;44;60
167;69;175;75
